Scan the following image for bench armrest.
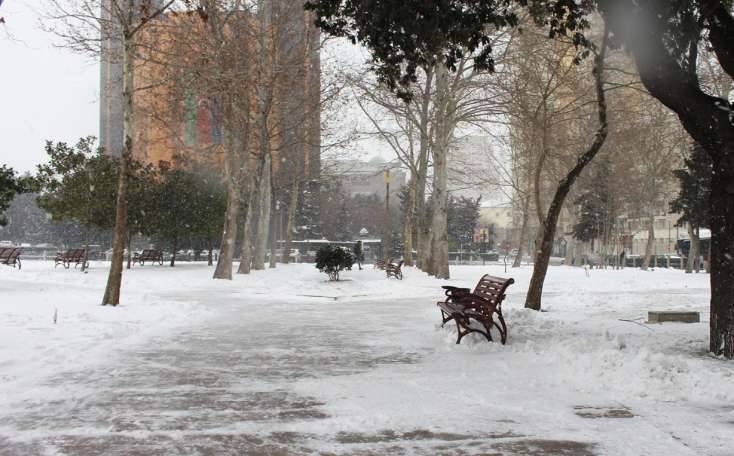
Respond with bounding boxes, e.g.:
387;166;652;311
441;286;471;299
441;286;470;292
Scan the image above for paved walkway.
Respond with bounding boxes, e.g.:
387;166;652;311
0;286;602;456
0;283;714;455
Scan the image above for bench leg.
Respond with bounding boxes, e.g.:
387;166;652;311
454;317;493;344
440;309;456;327
495;311;508;345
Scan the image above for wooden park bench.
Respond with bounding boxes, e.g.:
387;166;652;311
55;249;88;269
133;249;164;266
0;247;22;269
385;260;404;280
374;258;391;270
437;274;514;345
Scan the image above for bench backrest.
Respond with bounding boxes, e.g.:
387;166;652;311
472;275;514;306
141;249;161;258
65;249;86;260
0;248;12;261
8;248;21;261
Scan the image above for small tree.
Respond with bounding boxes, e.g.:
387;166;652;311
0;165;26;226
447;195;481;251
315;244;354;281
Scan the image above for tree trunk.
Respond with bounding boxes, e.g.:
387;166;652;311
513;195;530;268
525;26;609;311
426;65;452;279
213;125;242;280
641;215;655;270
686;222;698;274
414;65;433;271
213;175;240;279
238;188;256;274
253;153;271;270
282;177;299;264
207;238;213;266
126;230;132;270
170;236;177;267
101;38;134;306
269;198;277;269
709;168;734;357
402;174;417;266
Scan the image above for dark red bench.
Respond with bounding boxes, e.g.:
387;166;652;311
133;249;164;266
374;258;391;270
437;274;514;344
0;247;22;269
386;260;404;280
55;249;88;269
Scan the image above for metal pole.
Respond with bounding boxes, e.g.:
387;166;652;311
383;169;391;259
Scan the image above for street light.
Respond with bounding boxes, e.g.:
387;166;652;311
383;168;391;259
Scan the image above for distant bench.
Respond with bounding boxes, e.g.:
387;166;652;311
133;249;164;266
386;260;404;280
0;247;22;269
55;249;87;269
374;258;391;271
437;274;514;344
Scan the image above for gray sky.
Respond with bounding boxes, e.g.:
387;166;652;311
1;0;99;173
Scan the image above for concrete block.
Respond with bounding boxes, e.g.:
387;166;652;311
648;311;700;323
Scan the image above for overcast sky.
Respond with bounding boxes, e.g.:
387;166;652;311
1;0;99;173
0;1;462;175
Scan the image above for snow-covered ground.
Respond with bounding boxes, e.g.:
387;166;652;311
0;261;732;455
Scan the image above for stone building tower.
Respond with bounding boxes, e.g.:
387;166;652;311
99;0;164;157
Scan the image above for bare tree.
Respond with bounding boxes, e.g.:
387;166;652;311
47;0;175;305
524;25;610;311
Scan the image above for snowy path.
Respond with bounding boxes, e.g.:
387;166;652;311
1;263;732;455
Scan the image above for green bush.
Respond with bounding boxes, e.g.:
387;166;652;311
315;245;354;281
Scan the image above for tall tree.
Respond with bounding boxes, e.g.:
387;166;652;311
47;0;175;305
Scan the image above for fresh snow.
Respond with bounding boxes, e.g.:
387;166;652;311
1;261;732;455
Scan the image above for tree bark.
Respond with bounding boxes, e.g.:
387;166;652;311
427;66;452;279
101;38;134;306
402;174;417;266
213;172;240;279
282;177;299;264
170;236;177;267
269;197;277;268
253;152;271;270
710;168;734;357
126;230;132;270
207;238;213;266
641;215;655;270
525;26;609;311
237;188;256;274
513;195;530;268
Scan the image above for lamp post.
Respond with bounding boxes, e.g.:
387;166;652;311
84;166;94;272
383;169;391;259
